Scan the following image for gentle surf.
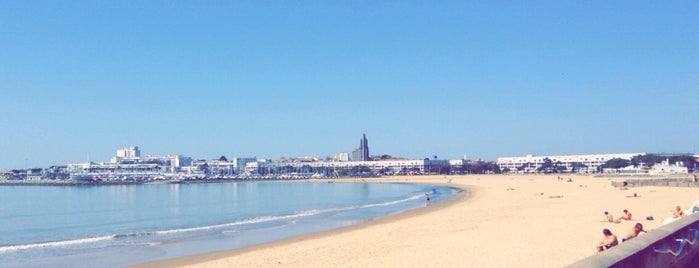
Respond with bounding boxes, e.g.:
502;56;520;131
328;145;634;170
0;181;458;267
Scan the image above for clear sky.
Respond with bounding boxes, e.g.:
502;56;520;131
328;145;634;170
1;1;697;169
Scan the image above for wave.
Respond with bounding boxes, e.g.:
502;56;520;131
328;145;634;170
0;235;114;253
0;193;422;253
358;193;423;209
113;231;158;238
153;193;423;236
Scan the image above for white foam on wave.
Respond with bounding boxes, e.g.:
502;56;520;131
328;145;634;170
358;193;423;209
155;210;324;235
0;235;114;253
190;193;415;233
1;192;423;253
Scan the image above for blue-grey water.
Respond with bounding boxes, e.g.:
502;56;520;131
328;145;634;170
0;181;459;267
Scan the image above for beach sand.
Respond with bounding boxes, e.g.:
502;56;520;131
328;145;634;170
133;174;699;267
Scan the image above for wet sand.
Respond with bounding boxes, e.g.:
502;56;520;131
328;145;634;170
133;174;699;267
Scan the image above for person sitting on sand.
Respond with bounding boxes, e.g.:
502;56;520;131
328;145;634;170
621;223;646;242
615;209;632;223
619;181;629;190
673;205;684;218
597;229;619;252
604;211;614;223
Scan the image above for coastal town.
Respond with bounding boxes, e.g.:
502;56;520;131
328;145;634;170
2;135;697;184
3;1;696;267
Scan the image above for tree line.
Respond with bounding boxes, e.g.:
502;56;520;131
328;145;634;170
601;154;696;170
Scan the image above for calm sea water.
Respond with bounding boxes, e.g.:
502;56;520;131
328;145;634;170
0;181;459;267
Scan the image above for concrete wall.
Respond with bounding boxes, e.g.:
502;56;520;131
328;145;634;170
611;178;699;188
567;213;699;268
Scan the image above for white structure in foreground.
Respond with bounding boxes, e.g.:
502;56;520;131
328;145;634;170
497;153;645;173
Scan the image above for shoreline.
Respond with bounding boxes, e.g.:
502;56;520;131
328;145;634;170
131;178;468;267
1;179;455;268
131;174;699;267
0;178;312;186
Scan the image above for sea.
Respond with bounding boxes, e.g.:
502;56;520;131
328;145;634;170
0;181;460;267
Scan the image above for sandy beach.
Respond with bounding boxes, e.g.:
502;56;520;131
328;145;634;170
134;174;699;267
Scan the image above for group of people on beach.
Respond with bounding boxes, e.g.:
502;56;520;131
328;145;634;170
603;209;633;224
597;205;686;252
556;176;573;182
597;223;646;252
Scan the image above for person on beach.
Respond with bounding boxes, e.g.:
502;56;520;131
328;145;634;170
604;211;614;223
619;181;629;190
425;193;430;206
621;223;646;242
597;229;619;252
615;209;632;223
673;206;685;218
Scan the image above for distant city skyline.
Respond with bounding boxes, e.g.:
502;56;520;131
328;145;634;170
1;2;697;170
2;140;694;171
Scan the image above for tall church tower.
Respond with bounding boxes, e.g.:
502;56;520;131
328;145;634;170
352;133;370;161
360;133;369;161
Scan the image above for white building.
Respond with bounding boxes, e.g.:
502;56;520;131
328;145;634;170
114;146;140;160
333;152;350;162
244;158;452;176
71;146;192;180
648;159;689;175
497;153;644;173
206;159;235;177
449;159;465;173
232;157;257;175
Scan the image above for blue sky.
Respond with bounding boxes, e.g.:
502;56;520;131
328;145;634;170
1;1;697;169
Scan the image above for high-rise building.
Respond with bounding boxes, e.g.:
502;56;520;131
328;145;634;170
351;134;370;161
